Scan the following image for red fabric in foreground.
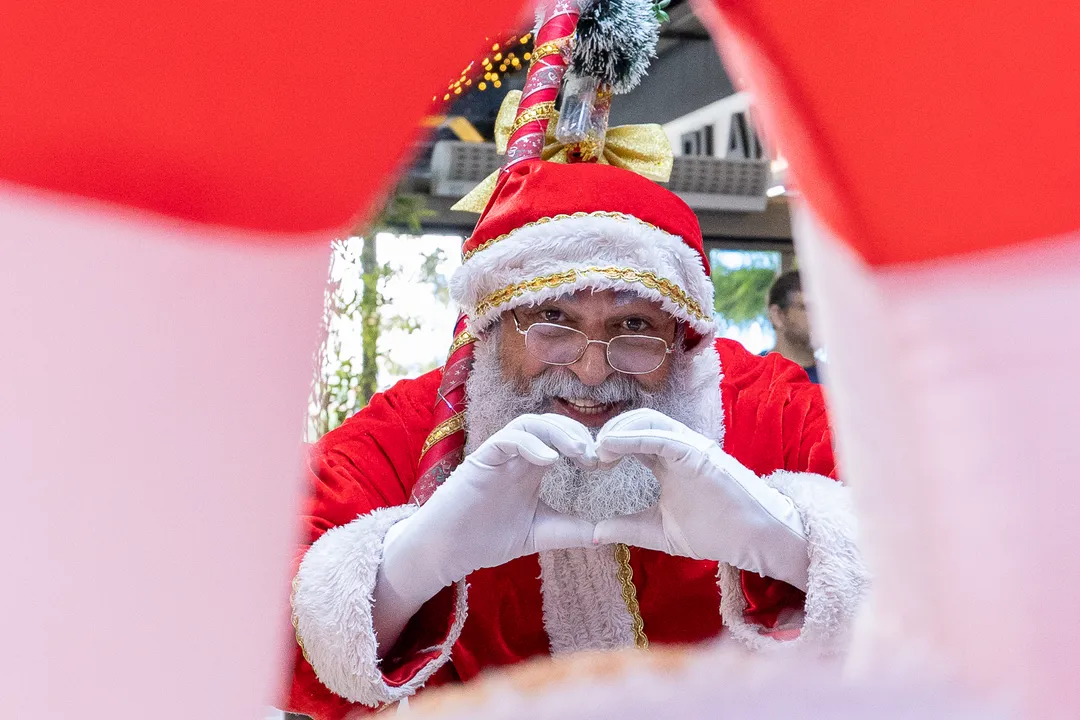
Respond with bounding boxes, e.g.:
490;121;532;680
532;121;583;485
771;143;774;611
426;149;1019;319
287;340;836;719
0;1;528;234
701;0;1080;266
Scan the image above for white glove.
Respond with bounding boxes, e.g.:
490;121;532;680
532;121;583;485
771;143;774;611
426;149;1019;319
373;413;598;653
594;408;810;591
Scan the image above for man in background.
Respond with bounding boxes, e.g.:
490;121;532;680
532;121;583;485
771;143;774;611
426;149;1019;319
763;270;821;384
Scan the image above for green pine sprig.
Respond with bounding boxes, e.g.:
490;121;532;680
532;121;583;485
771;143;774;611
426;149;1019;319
653;0;671;23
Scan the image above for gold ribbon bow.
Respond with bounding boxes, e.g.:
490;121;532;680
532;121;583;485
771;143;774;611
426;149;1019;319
451;90;674;213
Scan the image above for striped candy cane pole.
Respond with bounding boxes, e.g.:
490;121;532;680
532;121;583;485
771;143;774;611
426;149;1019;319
503;0;581;170
411;313;475;505
412;2;582;505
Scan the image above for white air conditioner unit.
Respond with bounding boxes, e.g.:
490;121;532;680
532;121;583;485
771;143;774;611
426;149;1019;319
429;140;770;212
667;155;769;212
429;141;501;198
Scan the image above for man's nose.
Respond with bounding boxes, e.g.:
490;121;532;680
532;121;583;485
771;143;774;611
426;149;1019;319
569;340;614;386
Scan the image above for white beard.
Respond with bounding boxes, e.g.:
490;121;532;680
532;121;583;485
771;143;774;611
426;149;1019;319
464;332;719;523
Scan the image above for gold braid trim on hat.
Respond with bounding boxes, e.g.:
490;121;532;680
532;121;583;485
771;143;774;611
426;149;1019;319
614;543;649;649
462;211;677;262
475;266;710;322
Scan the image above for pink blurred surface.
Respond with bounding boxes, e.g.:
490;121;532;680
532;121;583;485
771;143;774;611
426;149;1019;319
0;185;329;717
797;207;1080;719
409;645;1003;720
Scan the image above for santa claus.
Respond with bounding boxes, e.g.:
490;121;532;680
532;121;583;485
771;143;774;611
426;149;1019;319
286;157;868;719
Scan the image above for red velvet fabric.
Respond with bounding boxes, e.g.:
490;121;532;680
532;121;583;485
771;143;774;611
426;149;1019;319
701;0;1080;266
463;159;710;275
0;1;529;233
286;339;836;719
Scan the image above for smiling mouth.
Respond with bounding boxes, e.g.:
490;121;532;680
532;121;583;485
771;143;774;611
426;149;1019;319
551;397;627;425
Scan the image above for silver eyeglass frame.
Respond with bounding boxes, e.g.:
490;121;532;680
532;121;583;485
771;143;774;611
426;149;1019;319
511;312;674;375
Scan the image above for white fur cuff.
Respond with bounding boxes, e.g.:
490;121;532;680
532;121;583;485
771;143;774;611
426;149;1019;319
718;472;868;655
291;504;468;707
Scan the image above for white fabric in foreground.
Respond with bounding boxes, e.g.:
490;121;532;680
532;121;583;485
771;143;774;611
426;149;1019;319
291;505;468;707
0;186;331;720
408;642;1003;720
795;206;1080;718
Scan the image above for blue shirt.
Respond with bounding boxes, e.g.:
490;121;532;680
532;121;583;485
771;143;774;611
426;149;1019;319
759;349;820;384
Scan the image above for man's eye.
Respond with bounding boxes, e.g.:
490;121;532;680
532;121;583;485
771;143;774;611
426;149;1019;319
622;318;649;332
541;309;564;322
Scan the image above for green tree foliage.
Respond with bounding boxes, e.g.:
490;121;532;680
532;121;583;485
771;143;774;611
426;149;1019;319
711;254;779;330
356;235;383;408
419;247;451;306
307;194;439;441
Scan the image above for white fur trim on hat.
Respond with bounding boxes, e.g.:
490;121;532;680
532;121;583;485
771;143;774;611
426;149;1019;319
718;471;869;656
450;213;716;336
291;504;468;707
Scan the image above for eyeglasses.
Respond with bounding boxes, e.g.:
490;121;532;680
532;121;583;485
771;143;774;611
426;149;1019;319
512;313;674;375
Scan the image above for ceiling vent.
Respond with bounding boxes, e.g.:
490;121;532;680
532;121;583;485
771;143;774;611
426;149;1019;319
667;155;769;212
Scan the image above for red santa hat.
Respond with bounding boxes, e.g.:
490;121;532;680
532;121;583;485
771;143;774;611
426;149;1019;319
450;158;717;339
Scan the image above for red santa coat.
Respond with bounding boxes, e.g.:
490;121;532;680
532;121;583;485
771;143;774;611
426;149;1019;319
287;339;856;720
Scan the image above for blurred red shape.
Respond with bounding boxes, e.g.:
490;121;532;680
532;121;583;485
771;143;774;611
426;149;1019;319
0;1;528;235
700;0;1080;266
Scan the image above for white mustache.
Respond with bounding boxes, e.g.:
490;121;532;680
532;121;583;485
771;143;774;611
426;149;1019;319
526;368;656;407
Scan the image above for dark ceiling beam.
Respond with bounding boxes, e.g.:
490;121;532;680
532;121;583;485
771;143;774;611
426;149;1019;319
658;30;712;42
697;198;792;245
